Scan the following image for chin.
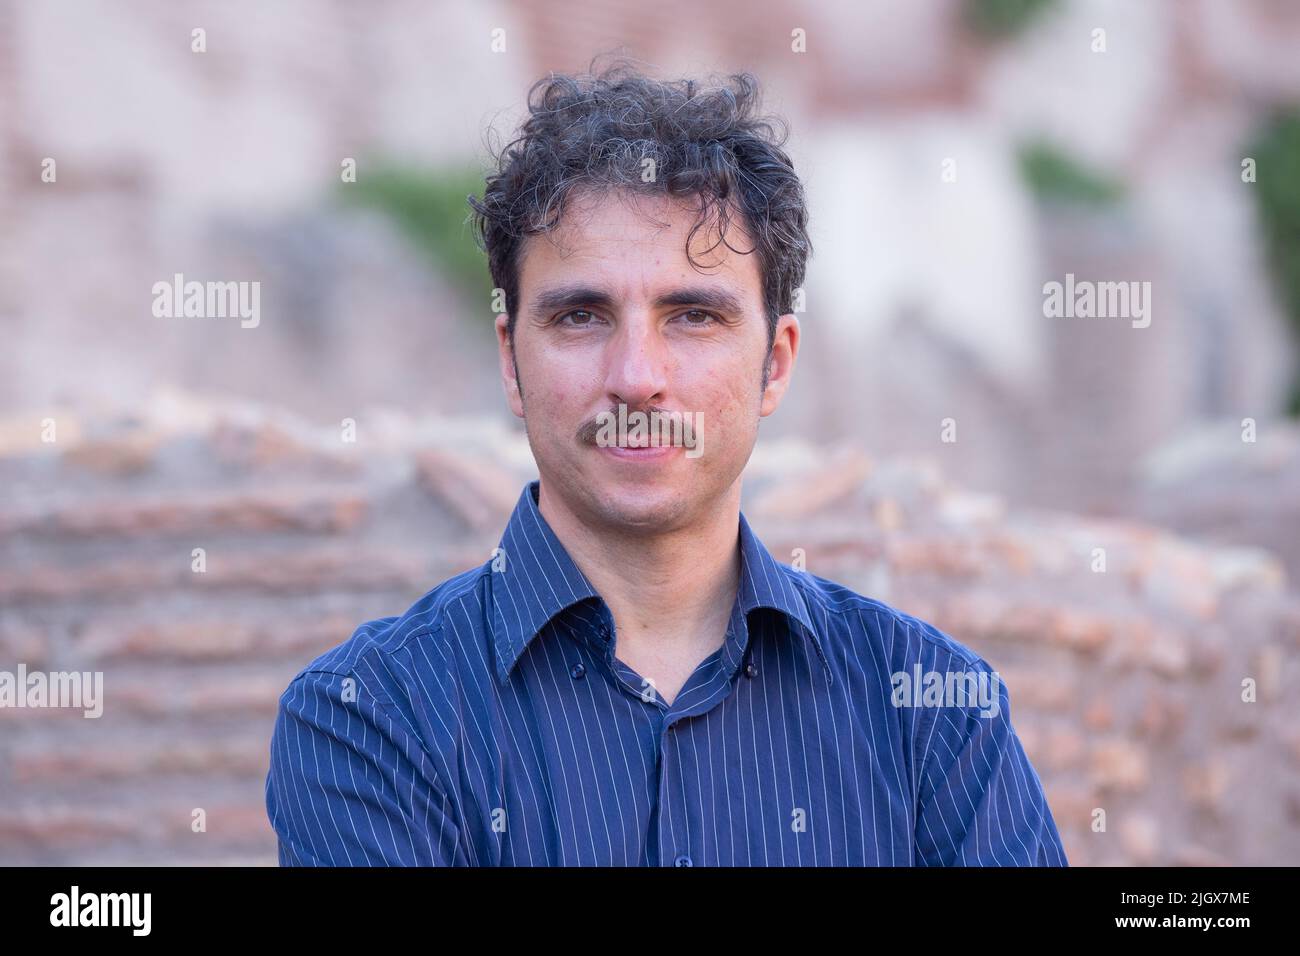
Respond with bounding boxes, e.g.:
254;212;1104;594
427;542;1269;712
589;481;696;530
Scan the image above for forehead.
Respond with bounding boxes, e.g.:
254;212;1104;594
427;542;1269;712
517;188;762;308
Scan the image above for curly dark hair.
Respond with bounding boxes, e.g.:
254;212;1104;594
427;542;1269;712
468;58;812;352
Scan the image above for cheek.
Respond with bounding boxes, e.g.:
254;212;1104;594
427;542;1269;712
530;377;595;421
699;382;756;436
524;355;567;400
523;343;593;404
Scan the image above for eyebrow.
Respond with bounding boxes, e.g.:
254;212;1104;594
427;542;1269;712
529;284;747;320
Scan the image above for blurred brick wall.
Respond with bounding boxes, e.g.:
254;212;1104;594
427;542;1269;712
1;391;1297;865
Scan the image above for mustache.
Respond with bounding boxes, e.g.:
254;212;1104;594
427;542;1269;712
576;405;678;445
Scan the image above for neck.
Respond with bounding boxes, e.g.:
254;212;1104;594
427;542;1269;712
536;479;743;655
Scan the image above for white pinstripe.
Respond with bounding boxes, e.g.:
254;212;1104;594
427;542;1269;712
265;481;1069;867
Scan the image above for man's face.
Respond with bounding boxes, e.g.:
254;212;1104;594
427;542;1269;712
496;188;799;534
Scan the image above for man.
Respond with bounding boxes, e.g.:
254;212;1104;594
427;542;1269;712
265;63;1068;866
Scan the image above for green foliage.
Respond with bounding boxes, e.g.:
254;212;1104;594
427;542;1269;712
963;0;1060;40
338;163;492;309
1246;110;1300;416
1017;140;1125;207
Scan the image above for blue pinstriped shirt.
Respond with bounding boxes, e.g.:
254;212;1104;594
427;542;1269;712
266;480;1067;866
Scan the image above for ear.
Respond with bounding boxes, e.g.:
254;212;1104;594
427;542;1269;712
760;313;799;417
496;313;525;418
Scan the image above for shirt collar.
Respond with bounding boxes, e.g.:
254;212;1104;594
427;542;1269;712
488;480;832;686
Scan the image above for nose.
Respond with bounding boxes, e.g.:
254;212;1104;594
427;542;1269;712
602;316;669;410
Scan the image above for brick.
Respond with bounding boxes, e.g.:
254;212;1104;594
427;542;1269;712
1252;643;1283;702
1172;845;1228;867
0;700;91;722
1044;608;1114;654
209;419;360;474
0;616;49;665
1286;792;1300;826
1039;726;1085;771
993;666;1076;712
0;548;429;601
985;531;1034;575
885;536;983;577
1118;814;1160;864
78;612;362;662
937;491;1006;530
868;496;902;533
104;673;285;718
416;448;523;531
1182;759;1230;814
1284;729;1300;769
62;431;160;476
1104;618;1189;676
1083;699;1114;732
1276;599;1300;647
0;487;370;538
190;676;285;715
13;736;270;782
1089;739;1148;793
0;413;81;458
936;595;1113;653
1041;784;1094;831
1133;691;1185;741
750;449;873;520
167;802;275;844
0;805;139;850
1128;539;1220;620
81;620;258;661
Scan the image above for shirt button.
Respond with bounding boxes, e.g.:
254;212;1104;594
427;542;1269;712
744;661;758;678
570;663;586;680
673;854;693;867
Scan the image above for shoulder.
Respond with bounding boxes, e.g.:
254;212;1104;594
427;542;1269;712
279;561;490;707
783;569;1030;770
783;565;993;675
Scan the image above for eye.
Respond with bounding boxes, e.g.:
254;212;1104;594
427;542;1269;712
557;310;602;328
675;309;720;326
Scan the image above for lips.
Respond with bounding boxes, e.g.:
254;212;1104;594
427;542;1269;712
599;442;678;460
